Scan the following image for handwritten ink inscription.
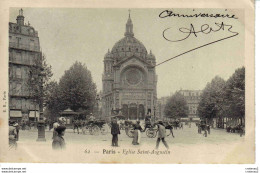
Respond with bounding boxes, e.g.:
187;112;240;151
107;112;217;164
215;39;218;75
159;9;238;19
163;22;239;42
156;9;240;67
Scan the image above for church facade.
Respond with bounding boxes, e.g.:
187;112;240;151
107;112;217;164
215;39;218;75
102;13;157;119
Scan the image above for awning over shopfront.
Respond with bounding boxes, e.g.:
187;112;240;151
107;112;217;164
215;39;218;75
29;111;39;118
10;110;22;117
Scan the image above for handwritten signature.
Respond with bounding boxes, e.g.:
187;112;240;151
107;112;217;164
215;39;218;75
155;22;239;66
163;22;239;42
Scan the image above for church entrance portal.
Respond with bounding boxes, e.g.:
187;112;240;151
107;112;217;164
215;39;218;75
129;103;137;120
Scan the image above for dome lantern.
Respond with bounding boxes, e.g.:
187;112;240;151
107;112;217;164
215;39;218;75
124;9;134;37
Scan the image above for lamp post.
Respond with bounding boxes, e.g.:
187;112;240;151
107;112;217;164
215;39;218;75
153;106;156;123
36;71;46;141
96;94;100;119
128;102;130;120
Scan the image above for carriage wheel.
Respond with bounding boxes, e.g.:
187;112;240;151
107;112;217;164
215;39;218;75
89;126;97;135
82;126;88;135
91;125;100;136
146;129;157;138
100;126;107;135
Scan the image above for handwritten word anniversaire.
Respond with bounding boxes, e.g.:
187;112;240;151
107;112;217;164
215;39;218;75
159;9;238;19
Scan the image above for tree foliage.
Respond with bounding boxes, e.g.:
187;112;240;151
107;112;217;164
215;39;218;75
197;76;226;120
44;81;61;117
27;54;53;106
57;61;97;112
164;92;188;118
198;67;245;121
223;67;245;118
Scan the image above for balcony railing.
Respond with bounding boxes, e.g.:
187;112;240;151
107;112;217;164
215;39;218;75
9;42;40;52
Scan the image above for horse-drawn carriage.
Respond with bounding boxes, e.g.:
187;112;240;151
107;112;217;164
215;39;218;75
226;124;244;134
197;120;210;137
145;122;175;138
125;120;175;138
82;120;108;135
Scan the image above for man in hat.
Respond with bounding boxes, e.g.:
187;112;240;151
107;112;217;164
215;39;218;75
13;122;20;141
73;119;80;134
52;125;66;150
156;121;169;149
111;118;120;147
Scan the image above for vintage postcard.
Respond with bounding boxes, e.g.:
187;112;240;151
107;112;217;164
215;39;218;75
0;0;255;164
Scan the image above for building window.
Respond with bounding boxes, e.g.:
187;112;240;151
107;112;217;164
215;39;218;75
30;40;34;50
14;52;22;63
16;83;22;95
16;67;21;78
16;37;21;47
9;67;13;79
24;54;30;64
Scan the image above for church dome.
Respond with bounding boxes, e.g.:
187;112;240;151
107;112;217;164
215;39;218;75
111;37;147;58
110;12;148;60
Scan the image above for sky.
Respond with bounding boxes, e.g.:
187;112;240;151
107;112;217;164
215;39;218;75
9;8;245;98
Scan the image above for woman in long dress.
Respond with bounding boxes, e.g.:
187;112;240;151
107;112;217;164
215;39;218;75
132;121;143;145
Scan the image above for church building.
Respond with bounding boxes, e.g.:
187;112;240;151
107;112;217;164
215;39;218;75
102;12;157;119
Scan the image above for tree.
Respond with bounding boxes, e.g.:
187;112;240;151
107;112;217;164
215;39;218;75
164;92;188;118
197;76;226;121
27;53;53;114
223;67;245;119
44;81;62;119
58;61;97;112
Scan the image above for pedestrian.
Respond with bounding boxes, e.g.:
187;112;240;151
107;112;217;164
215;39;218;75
143;116;152;132
111;118;120;147
53;117;66;139
9;120;17;149
180;122;183;130
52;126;66;150
21;121;26;130
240;125;244;137
73;119;80;134
156;121;169;149
207;124;210;134
198;123;201;134
132;121;143;145
49;120;53;131
13;122;20;141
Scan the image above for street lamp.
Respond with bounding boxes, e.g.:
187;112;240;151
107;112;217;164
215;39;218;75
96;94;101;119
36;71;46;141
153;106;156;123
